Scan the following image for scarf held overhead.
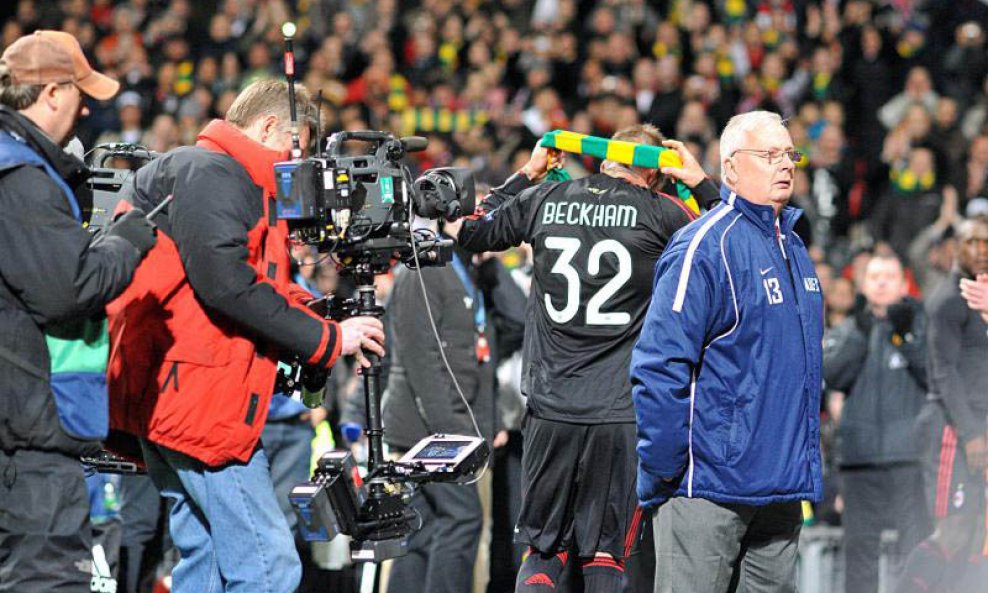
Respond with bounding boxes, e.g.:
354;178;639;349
539;130;700;215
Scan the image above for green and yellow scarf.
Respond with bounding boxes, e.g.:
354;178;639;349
539;130;701;215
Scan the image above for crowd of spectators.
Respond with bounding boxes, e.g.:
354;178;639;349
1;0;985;274
3;0;988;591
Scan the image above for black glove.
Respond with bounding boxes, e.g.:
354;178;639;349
106;209;157;256
852;297;873;337
887;301;916;338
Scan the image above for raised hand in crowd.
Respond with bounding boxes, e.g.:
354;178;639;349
959;273;988;323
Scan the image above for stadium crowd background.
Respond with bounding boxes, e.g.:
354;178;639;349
2;0;987;591
2;0;986;275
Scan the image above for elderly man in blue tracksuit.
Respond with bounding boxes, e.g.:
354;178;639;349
631;110;824;593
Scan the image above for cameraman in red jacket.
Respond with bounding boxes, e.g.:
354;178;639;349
107;79;384;593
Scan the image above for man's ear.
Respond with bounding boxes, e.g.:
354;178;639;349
645;169;663;192
258;114;281;143
41;82;62;112
723;158;738;185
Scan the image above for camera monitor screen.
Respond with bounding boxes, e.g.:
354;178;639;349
414;440;472;460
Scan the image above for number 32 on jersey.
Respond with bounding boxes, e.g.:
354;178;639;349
543;236;632;326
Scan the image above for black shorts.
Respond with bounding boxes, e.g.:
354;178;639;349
514;412;643;559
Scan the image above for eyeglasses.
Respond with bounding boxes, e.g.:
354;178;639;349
731;148;803;165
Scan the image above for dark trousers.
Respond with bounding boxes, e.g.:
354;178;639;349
117;473;167;593
489;430;524;593
627;514;655;593
0;449;93;593
840;464;932;593
387;481;482;593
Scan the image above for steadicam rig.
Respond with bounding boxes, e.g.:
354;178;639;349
274;22;488;563
288;277;490;563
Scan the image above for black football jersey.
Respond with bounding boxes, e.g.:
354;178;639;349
459;172;712;423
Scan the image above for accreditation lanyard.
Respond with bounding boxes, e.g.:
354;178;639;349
450;253;491;364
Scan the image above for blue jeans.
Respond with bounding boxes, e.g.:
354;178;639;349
141;441;301;593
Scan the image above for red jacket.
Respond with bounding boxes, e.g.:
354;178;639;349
107;120;341;466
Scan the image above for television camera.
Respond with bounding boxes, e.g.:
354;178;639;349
84;142;158;234
273;23;488;563
274;130;475;273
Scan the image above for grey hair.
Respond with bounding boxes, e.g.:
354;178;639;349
719;111;785;182
226;78;317;133
0;61;44;110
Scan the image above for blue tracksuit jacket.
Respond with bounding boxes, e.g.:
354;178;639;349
631;186;824;509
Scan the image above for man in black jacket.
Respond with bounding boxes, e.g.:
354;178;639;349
383;216;505;593
823;253;932;593
0;31;156;592
456;125;718;593
895;217;988;593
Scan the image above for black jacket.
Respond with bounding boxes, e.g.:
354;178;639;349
383;261;498;452
925;270;988;444
823;299;928;466
457;172;719;423
0;107;141;455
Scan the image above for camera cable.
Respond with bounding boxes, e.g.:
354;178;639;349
409;228;490;486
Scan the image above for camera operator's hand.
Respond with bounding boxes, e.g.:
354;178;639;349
659;139;707;188
107;208;157;256
339;316;385;368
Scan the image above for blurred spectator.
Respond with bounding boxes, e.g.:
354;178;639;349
941;22;987;110
824;253;932;593
879;66;939;131
846;25;894;162
95;90;145;146
141;113;179;153
960;134;988;204
930;97;969;188
826;276;857;328
908;185;961;296
961;75;988;140
95;5;142;71
806;124;855;248
643;56;681;137
875;146;944;259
